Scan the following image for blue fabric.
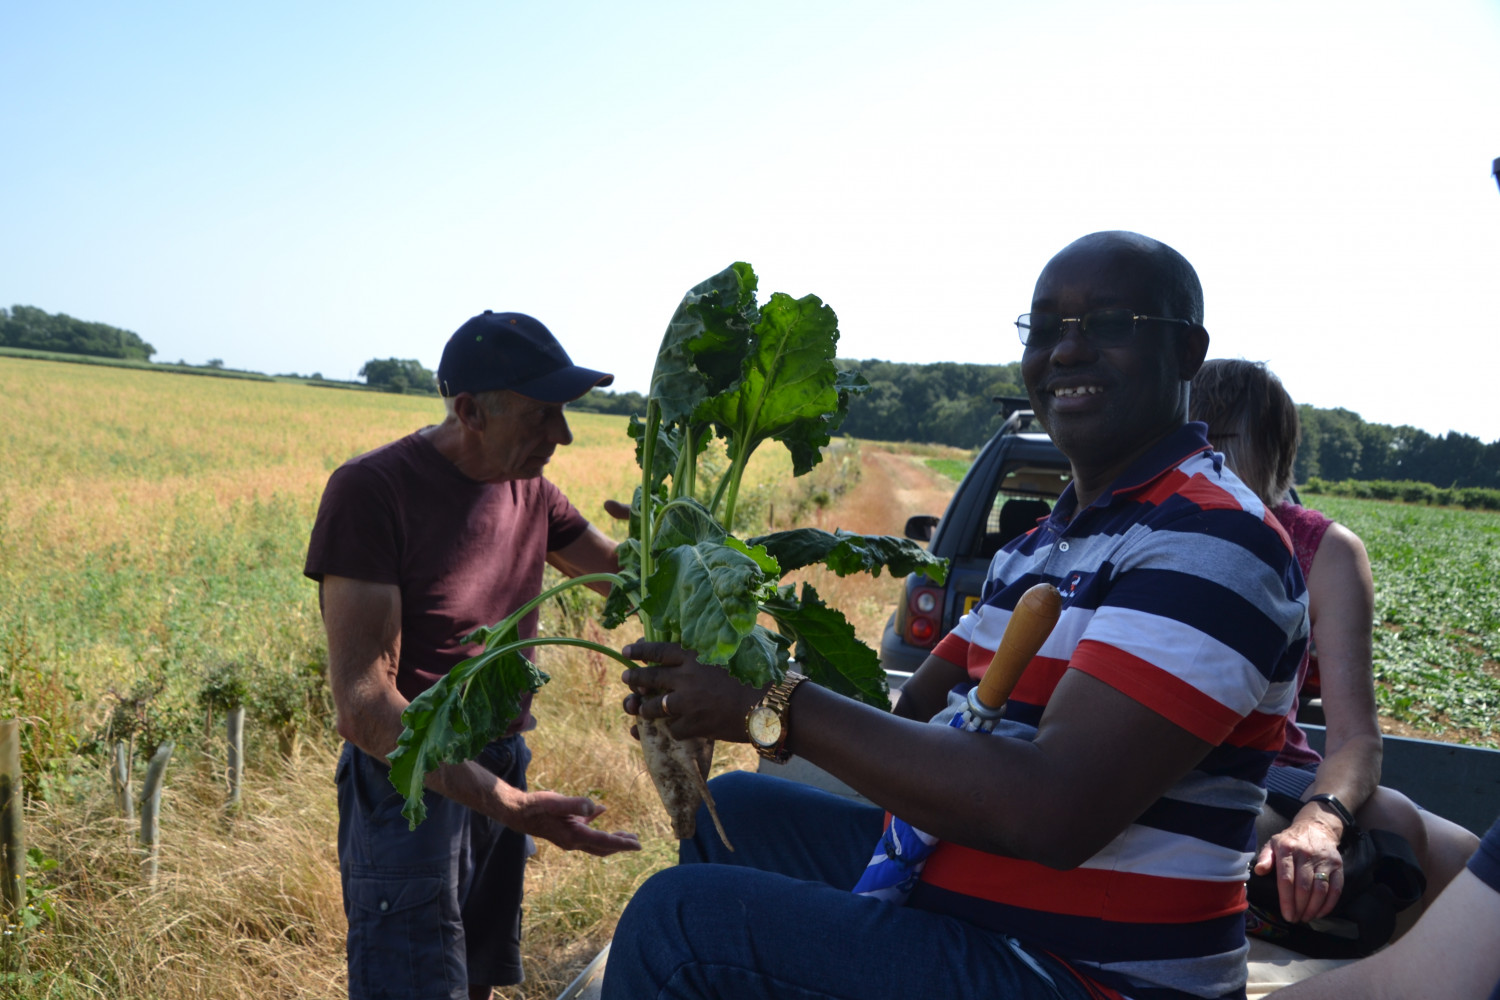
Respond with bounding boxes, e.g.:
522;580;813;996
1262;762;1317;803
678;772;884;884
850;710;967;901
1467;815;1500;894
603;772;1099;1000
1471;817;1500;1000
337;736;531;999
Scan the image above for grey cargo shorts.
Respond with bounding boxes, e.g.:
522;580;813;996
336;735;533;999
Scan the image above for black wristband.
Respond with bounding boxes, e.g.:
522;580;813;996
1306;793;1360;844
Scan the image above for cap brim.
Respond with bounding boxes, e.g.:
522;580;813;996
510;366;615;403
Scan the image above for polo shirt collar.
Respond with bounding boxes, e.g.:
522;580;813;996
1051;422;1214;520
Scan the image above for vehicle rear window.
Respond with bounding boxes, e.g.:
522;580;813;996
975;465;1070;558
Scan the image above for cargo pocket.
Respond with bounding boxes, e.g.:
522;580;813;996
346;873;464;1000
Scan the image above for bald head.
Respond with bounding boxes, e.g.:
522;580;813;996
1022;230;1210;506
1039;231;1204;325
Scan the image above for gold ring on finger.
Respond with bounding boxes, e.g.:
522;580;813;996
661;693;672;718
1314;871;1330;883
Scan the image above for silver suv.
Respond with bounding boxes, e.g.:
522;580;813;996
879;399;1072;678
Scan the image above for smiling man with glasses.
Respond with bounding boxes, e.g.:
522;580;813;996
602;231;1306;1000
1017;233;1210;508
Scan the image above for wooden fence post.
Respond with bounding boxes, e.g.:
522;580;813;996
112;741;135;823
0;720;25;920
140;742;173;883
226;706;245;810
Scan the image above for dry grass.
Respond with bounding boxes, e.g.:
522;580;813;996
13;742;347;999
1;357;933;999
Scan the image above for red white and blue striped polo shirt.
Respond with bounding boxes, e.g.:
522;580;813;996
915;423;1308;1000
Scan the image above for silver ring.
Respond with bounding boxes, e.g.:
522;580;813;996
661;693;672;718
1314;871;1330;883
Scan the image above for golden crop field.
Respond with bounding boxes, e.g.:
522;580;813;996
1;356;655;711
0;355;877;999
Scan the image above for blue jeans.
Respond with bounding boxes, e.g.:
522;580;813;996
601;771;1096;1000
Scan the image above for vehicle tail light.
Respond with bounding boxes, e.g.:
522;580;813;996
900;585;944;649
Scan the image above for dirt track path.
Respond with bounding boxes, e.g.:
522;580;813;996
783;448;958;649
823;449;956;536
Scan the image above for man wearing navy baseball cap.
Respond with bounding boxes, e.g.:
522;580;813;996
436;310;615;401
305;311;638;1000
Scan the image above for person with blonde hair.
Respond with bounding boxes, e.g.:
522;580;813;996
1191;359;1477;939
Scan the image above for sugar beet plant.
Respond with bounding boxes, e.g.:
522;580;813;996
388;263;947;842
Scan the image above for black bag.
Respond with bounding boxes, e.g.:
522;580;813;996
1245;791;1427;959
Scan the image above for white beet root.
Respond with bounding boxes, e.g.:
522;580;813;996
637;716;732;850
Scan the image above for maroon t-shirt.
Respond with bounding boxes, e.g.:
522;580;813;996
304;430;590;724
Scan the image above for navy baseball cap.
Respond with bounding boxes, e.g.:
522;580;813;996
436;311;613;402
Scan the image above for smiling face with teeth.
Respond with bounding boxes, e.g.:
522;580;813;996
1021;232;1209;507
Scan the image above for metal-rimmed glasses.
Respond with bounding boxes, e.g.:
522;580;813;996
1015;309;1196;350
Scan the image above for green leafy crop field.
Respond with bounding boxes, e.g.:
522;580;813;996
1308;494;1500;744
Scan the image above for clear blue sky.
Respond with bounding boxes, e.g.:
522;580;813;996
4;0;1498;440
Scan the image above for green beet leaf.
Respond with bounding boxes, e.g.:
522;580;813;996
653;497;728;549
695;291;843;491
775;367;869;476
760;584;889;709
649;263;759;427
388;644;550;828
600;539;641;629
725;625;791;690
640;539;776;668
748;527;950;585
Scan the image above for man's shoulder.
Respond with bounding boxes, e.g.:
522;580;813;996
1156;448;1264;514
327;432;453;490
338;431;428;473
1122;451;1289;548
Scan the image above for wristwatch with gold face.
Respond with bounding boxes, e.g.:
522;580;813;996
746;671;808;764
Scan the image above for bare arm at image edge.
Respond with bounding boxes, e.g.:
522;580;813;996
321;574;639;855
1272;868;1500;1000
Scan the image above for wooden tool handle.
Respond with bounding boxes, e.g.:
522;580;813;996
974;583;1062;710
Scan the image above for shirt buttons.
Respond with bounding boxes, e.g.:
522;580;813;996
1059;541;1070;551
379;900;390;912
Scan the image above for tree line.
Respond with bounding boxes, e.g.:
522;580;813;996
358;357;438;395
1;305;155;361
4;306;440;394
1296;407;1500;491
572;359;1500;491
9;302;1493;489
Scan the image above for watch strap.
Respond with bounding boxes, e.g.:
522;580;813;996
764;670;807;715
750;671;808;763
1306;793;1360;845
